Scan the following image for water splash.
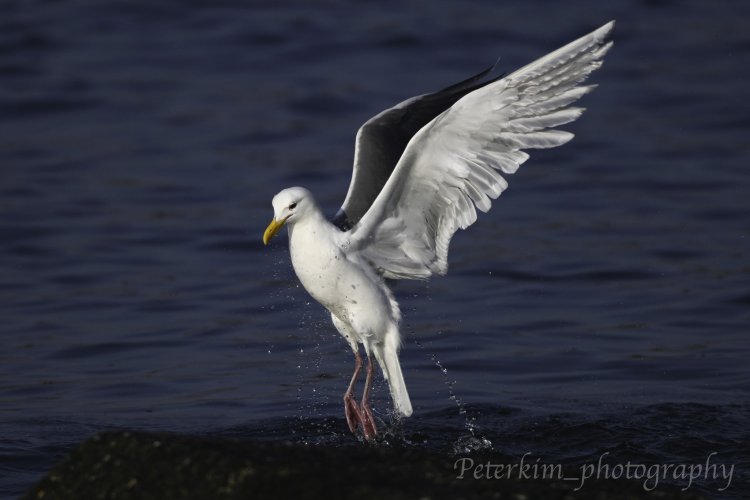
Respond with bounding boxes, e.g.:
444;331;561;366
414;338;492;454
295;300;328;416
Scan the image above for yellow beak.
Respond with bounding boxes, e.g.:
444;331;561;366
263;217;288;245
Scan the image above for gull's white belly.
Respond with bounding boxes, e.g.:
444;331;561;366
289;225;391;338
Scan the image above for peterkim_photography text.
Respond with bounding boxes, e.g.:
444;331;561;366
454;452;735;493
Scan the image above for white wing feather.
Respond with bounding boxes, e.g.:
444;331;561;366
346;21;614;280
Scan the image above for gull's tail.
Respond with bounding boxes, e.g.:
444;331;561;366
373;329;413;417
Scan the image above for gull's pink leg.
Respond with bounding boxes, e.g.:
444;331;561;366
344;349;365;434
360;353;377;440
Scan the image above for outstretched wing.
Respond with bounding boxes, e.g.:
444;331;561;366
346;21;614;279
332;64;503;230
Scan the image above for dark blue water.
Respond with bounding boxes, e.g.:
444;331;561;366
2;1;749;498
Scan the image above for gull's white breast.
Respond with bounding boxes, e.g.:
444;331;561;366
288;218;393;341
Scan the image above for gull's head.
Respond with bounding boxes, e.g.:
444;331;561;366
263;187;314;245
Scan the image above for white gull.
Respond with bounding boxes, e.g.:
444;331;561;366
263;21;614;440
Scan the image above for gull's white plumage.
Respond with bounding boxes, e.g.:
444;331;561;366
264;22;614;439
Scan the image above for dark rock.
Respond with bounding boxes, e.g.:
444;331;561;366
24;431;707;500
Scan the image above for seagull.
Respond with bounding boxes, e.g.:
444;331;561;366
263;21;614;440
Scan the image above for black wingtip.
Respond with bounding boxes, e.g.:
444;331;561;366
434;58;506;101
437;61;497;94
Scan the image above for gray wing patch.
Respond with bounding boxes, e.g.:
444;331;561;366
332;63;503;231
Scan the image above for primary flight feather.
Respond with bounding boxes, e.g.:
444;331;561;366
263;21;614;440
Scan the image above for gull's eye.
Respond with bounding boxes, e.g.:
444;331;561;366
289;202;297;210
